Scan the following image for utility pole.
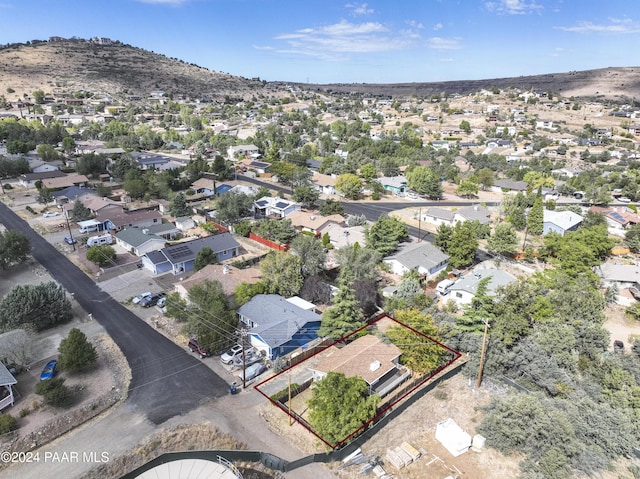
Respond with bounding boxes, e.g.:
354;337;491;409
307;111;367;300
418;208;422;242
241;329;247;389
288;374;292;426
476;318;490;388
65;208;76;251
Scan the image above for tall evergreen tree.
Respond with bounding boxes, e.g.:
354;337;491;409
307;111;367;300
527;192;544;236
71;199;92;221
58;328;97;372
170;192;191;217
318;281;364;339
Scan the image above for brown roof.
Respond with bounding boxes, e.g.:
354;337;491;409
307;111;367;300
96;208;162;226
312;173;337;187
41;174;89;189
313;335;401;386
176;264;261;298
287;210;345;231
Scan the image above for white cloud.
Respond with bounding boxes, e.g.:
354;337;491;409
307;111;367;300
433;22;443;31
345;3;374;16
556;17;640;34
270;20;418;60
426;37;462;50
405;20;424;29
485;0;543;15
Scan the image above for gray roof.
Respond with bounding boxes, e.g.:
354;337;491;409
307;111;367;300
161;233;240;264
115;228;165;248
385;241;449;270
456;205;491;224
598;264;640;283
448;268;516;295
238;294;321;349
145;250;168;265
0;362;17;386
424;207;455;221
146;223;180;235
543;209;583;231
493;179;528;191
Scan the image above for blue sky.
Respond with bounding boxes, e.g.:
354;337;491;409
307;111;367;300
1;0;639;84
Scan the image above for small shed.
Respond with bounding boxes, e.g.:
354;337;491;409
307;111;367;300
0;363;17;411
435;418;471;457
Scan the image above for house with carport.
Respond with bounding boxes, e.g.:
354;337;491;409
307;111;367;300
237;294;321;360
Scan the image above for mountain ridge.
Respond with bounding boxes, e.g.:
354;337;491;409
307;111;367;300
1;39;639;102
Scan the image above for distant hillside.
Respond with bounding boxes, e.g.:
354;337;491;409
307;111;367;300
0;39;269;100
1;39;639;103
287;67;640;104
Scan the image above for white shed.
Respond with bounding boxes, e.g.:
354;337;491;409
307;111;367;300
435;418;471;457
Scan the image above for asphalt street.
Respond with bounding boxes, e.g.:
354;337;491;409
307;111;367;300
0;202;228;425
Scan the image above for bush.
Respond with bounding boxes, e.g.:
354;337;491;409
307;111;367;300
0;413;17;434
19;408;29;417
58;328;97;373
3;183;12;190
34;377;70;407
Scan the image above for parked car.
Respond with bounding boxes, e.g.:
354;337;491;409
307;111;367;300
40;359;58;381
132;292;152;304
232;349;262;368
157;296;166;308
64;236;77;245
188;338;211;358
220;344;243;364
237;362;266;382
618;197;632;203
140;293;165;308
43;211;60;218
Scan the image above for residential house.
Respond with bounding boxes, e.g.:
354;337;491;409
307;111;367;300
376;176;407;196
97;208;163;232
454;205;492;225
0;362;17;411
28;159;60;173
383;241;449;279
442;268;517;307
240;159;271;174
536;119;555;129
311;173;337;196
190;177;217;196
62;194;122;216
145;222;180;240
420;207;455;226
310;334;408;397
321;224;367;264
237;294;322;359
287;210;345;235
589;206;640;233
227;144;260;160
552;166;583;179
490;179;529;193
51;186;96;206
253;196;301;219
543;209;583;236
597;262;640;289
174;263;262;306
41;173;89;190
18;170;66;189
141;232;241;275
114;228;167;256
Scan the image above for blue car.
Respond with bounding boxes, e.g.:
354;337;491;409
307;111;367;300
40;359;58;381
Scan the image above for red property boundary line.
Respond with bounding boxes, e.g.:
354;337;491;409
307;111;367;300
254;313;463;450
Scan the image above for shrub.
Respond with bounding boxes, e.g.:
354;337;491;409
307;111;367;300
19;408;29;418
58;328;97;373
0;413;17;434
35;377;70;407
3;183;12;190
233;220;252;237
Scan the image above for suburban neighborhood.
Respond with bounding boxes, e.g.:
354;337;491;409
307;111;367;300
0;37;640;479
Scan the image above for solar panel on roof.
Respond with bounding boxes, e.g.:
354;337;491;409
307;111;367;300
216;184;232;194
168;245;192;259
610;212;625;222
275;202;289;209
256;200;268;207
250;161;269;168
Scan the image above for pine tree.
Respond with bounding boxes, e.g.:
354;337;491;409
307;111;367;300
71;199;92;221
527;192;544;236
318;281;364;339
170;192;191;217
58;328;97;372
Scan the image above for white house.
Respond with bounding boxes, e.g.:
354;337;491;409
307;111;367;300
442;268;517;307
383;241;449;279
543;209;583;236
253;196;301;219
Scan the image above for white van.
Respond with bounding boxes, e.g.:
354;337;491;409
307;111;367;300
87;234;113;247
436;278;455;296
79;225;99;234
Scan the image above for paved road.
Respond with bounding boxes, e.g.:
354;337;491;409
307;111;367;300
0;202;229;425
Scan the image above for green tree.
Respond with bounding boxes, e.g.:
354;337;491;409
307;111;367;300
0;281;72;332
527;193;544;236
32;89;45;105
70;199;92;221
58;328;97;372
123;178;147;199
260;251;303;297
76;153;107;179
183;280;238;353
334;244;381;283
292;185;320;209
0;230;30;270
253;218;298;244
61;136;76;155
194;247;217;271
0;413;17;434
458;276;495;333
406;166;442;199
233;281;267;307
434;223;453;252
459;120;471;134
308;372;380;445
36;144;60;162
447;221;478;268
318;281;363;339
365;214;408;257
214;192;253;224
319;199;345;216
37;186;54;205
625;224;640;252
360;163;377;182
86;245;116;267
335;173;362;199
170;192;191;217
290;234;326;278
476;168;494;190
34;377;70;407
487;223;518;256
387;309;444;374
456;180;478;198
